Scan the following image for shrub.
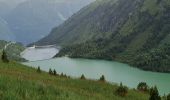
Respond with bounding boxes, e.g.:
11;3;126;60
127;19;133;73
99;75;105;82
60;72;64;77
37;66;41;73
149;86;161;100
80;74;86;80
1;50;9;63
137;82;149;92
63;74;67;78
167;93;170;100
116;82;128;97
49;68;53;75
53;69;57;75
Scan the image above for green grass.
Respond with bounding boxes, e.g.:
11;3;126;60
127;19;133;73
0;60;149;100
141;0;161;15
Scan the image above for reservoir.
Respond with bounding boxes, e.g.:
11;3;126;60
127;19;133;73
21;46;59;61
22;47;170;95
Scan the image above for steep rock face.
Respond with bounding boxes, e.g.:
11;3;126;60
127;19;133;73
37;0;170;72
5;0;94;44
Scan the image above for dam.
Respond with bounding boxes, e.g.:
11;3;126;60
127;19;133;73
21;45;60;61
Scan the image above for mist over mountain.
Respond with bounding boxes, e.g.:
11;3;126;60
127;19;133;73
3;0;94;44
0;0;25;42
0;17;15;41
0;0;26;17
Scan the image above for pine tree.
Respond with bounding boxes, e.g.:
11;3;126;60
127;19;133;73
167;93;170;100
99;75;105;82
49;68;53;75
1;50;9;63
149;86;161;100
60;72;64;77
37;66;41;73
137;82;149;92
80;74;86;80
116;82;128;97
53;69;56;75
63;74;67;78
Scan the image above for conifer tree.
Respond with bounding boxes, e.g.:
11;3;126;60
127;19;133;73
149;86;161;100
53;69;56;75
99;75;105;82
80;74;86;80
37;66;41;73
167;93;170;100
116;82;128;97
49;68;53;75
1;50;9;63
137;82;149;92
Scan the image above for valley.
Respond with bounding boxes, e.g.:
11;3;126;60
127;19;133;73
22;47;170;96
0;0;170;99
37;0;170;73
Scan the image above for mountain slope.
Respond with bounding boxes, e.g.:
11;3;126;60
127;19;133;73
37;0;145;45
0;0;26;17
0;60;149;99
37;0;170;72
0;17;15;41
36;0;118;45
0;40;25;61
5;0;94;44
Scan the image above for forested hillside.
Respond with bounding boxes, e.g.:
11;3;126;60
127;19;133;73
0;40;25;61
37;0;170;72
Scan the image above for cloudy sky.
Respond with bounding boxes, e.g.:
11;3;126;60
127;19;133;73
0;0;26;9
0;0;26;2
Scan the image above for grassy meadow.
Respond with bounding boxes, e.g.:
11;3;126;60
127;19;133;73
0;60;150;100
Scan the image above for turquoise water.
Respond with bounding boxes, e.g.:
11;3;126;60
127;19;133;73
23;57;170;95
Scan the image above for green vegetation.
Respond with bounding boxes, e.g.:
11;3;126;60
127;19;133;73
0;40;25;61
0;40;7;49
0;60;150;100
49;68;53;75
6;43;25;61
53;69;57;76
1;50;9;63
37;66;41;73
149;86;161;100
137;82;149;92
80;74;86;80
116;83;128;97
37;0;170;72
167;94;170;100
99;75;105;82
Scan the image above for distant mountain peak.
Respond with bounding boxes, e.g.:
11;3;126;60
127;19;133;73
2;0;94;44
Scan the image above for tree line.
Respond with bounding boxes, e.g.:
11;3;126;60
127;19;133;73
37;67;170;100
